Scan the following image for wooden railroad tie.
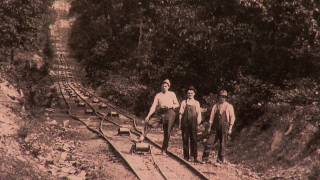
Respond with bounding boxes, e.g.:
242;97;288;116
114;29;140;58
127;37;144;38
85;108;94;114
108;111;119;117
99;103;108;109
131;142;151;154
92;98;100;103
78;102;85;107
118;127;130;136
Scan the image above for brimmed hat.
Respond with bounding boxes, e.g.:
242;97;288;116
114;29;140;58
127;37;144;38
162;79;171;87
219;90;228;97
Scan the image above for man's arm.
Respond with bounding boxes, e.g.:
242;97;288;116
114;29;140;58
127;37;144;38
178;100;186;128
145;94;159;121
172;92;180;109
196;101;202;125
228;105;236;134
208;105;216;132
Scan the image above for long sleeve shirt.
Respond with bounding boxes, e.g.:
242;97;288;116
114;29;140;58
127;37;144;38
209;102;236;132
179;99;202;124
147;91;179;118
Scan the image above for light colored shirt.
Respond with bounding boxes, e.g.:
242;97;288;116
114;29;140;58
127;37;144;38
179;99;202;124
209;102;235;132
147;91;179;118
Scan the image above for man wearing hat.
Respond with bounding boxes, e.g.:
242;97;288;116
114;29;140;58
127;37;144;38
179;86;202;162
202;90;235;163
144;79;179;154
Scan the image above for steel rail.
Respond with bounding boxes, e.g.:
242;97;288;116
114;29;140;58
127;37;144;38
64;68;210;180
56;58;144;180
59;57;210;180
61;69;169;180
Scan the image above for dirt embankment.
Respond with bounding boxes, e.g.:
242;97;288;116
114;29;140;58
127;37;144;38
0;1;137;179
228;103;320;179
0;74;50;179
0;73;134;179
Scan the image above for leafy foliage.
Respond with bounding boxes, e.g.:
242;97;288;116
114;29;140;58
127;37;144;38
69;0;320;119
0;0;55;108
0;0;54;51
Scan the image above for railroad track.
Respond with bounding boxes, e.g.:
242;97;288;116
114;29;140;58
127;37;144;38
53;56;210;180
51;5;210;179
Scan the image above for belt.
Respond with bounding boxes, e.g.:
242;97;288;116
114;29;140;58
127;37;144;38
158;107;173;114
161;107;174;109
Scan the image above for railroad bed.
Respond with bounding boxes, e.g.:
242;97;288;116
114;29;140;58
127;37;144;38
52;54;210;180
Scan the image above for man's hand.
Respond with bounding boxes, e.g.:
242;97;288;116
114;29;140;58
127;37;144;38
207;122;212;134
228;129;232;135
207;128;211;135
197;119;201;125
143;116;149;124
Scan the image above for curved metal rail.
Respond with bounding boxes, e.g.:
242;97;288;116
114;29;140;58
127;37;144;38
58;58;170;180
56;59;144;180
65;70;210;180
58;57;210;180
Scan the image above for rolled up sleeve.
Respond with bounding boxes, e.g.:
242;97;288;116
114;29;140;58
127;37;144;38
147;94;159;118
196;101;202;124
172;93;179;109
179;100;186;115
228;105;236;130
209;105;217;125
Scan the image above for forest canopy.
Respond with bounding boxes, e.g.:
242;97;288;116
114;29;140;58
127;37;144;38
70;0;320;88
0;0;55;108
0;0;54;54
69;0;320;123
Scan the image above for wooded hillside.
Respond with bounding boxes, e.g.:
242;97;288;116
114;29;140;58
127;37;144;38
69;0;320;126
0;0;55;108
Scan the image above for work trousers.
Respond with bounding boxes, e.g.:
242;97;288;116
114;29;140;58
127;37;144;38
202;116;228;162
146;108;176;152
181;105;198;160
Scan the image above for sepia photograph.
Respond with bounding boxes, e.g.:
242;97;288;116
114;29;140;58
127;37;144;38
0;0;319;179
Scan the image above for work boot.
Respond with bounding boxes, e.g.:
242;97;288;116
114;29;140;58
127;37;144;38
193;158;200;163
161;150;168;156
217;158;225;164
201;158;209;164
138;135;145;142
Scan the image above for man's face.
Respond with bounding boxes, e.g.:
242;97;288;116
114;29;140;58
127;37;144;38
187;90;195;99
161;83;170;92
218;96;226;103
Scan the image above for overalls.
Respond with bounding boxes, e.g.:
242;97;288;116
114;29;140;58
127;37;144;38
202;105;228;162
181;101;198;160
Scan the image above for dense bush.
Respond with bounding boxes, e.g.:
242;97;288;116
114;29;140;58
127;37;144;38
0;0;55;108
69;0;320;123
0;0;54;54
